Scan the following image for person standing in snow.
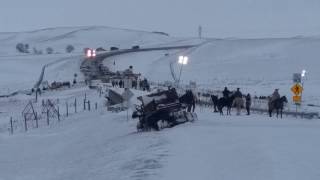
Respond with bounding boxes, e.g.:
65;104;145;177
245;93;251;115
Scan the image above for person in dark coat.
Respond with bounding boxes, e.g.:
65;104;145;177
222;87;231;98
186;90;194;112
245;93;251;115
234;88;243;98
119;80;123;88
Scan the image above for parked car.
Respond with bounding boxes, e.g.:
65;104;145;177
132;45;140;50
110;47;119;51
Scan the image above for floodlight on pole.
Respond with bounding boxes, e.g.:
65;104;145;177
301;69;307;103
177;55;189;87
301;69;306;77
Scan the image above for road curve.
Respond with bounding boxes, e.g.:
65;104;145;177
80;45;197;79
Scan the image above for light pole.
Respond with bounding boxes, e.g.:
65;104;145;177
301;69;307;102
178;55;188;87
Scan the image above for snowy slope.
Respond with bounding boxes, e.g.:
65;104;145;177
1;106;320;180
107;37;320;105
0;26;185;95
1;26;320;180
0;26;180;56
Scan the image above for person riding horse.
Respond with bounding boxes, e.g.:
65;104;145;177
222;87;231;98
233;88;243;115
270;89;280;105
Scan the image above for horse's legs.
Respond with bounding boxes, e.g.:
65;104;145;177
219;107;223;115
269;109;272;117
276;109;279;118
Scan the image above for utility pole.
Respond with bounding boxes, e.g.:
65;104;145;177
198;25;202;39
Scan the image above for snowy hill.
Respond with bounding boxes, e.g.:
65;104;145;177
106;37;320;105
0;26;179;56
0;26;186;95
1;26;320;180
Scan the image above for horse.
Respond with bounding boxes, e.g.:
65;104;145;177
232;97;245;115
217;95;235;115
268;96;288;118
179;90;195;112
210;95;219;112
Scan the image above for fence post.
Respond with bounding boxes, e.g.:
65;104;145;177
58;106;60;122
84;98;86;110
88;101;91;111
47;109;50;126
10;117;13;135
35;90;38;102
24;114;28;131
95;102;97;110
74;98;77;113
66;102;69;117
35;112;39;128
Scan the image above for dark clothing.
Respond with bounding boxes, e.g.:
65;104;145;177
222;89;231;98
234;90;243;98
245;94;251;115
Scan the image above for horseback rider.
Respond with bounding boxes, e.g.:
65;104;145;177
233;88;243;115
234;88;243;98
270;89;280;104
222;87;231;98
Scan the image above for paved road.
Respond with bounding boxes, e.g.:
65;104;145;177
80;45;197;80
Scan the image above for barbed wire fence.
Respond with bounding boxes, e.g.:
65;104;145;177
7;91;102;135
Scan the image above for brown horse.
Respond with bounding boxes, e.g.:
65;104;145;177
268;96;288;118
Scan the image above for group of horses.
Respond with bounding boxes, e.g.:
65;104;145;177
210;93;288;118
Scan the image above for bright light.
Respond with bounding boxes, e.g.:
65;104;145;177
86;49;92;58
178;56;188;65
178;56;184;64
183;56;188;65
92;49;96;57
301;69;307;77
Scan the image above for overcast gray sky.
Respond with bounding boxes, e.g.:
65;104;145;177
0;0;319;38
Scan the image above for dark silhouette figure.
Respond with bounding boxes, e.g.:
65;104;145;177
211;95;219;112
217;94;235;115
222;87;231;98
268;96;288;118
245;93;251;115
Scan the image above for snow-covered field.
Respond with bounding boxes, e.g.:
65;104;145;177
1;26;320;180
109;38;320;106
1;104;320;180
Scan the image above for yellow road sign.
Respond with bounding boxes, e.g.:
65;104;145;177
291;83;303;95
293;95;301;103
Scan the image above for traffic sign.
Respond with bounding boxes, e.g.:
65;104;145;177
293;95;301;103
291;83;303;95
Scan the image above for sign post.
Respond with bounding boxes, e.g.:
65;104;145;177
291;82;303;117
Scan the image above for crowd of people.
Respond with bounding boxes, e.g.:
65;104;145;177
196;86;282;116
111;78;150;91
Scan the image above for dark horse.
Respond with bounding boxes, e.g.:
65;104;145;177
179;90;195;112
268;96;288;118
211;95;219;112
217;95;235;115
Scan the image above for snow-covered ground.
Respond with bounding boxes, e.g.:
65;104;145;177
1;26;320;180
0;26;186;95
108;37;320;106
1;104;320;180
